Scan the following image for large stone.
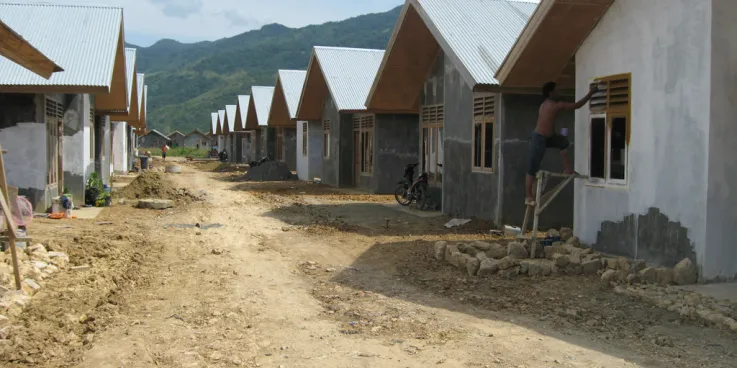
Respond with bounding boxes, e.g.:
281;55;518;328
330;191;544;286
565;236;581;247
47;252;69;269
581;259;601;275
447;251;462;268
527;261;544;276
639;267;658;284
552;254;570;268
22;278;41;296
445;244;459;263
26;244;47;255
568;253;582;266
601;269;618;286
470;241;492;252
4;247;28;262
433;241;447;261
477;258;500;276
559;227;573;241
458;254;473;270
673;258;697;285
519;261;530;275
137;199;174;210
457;243;472;254
498;256;519;270
499;266;520;279
629;259;647;274
544;245;570;260
466;257;481;277
656;267;675;285
616;257;630;271
566;264;583;275
507;242;529;259
485;243;508;260
626;273;640;285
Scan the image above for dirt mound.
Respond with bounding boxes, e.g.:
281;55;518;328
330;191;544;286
116;171;179;200
242;161;295;181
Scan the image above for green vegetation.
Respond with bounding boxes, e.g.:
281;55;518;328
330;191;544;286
130;6;401;134
148;147;210;158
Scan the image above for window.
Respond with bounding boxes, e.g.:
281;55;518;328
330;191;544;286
472;94;495;171
302;122;308;156
45;97;63;185
323;120;331;158
89;108;95;159
421;104;444;183
588;74;630;186
353;115;374;174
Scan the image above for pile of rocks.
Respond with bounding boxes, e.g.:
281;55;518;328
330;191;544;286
0;244;70;318
432;227;698;288
243;161;294;181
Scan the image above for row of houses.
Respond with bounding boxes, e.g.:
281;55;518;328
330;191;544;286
211;0;734;282
137;128;212;149
0;3;149;211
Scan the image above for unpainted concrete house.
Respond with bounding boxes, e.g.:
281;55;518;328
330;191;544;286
234;95;253;163
0;3;128;210
223;104;237;161
167;131;184;147
209;112;221;151
216;109;226;152
496;0;737;281
244;86;275;160
365;0;574;226
183;129;210;149
138;129;170;149
296;46;418;192
111;50;144;174
267;70;306;173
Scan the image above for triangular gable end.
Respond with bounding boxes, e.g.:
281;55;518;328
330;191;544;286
245;95;260;130
210;112;219;135
295;50;329;121
224;104;237;133
216;110;225;135
267;75;293;127
110;53;139;122
235;95;250;131
95;21;128;112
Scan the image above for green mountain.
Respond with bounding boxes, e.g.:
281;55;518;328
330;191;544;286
129;6;401;134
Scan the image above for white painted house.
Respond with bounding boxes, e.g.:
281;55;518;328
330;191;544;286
0;3;128;210
496;0;737;281
244;87;275;160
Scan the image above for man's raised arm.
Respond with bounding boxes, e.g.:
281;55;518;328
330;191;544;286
558;84;599;110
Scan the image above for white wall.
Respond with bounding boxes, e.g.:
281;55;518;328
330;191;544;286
112;122;128;173
0;123;47;192
574;0;711;270
296;121;309;180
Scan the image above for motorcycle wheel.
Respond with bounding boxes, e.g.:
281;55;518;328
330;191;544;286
394;186;411;206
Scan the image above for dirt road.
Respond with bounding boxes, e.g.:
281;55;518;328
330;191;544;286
3;161;736;367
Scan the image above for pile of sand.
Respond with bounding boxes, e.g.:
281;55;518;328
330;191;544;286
116;171;179;200
242;161;295;181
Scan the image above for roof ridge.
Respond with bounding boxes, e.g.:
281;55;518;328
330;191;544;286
314;46;385;53
0;2;123;10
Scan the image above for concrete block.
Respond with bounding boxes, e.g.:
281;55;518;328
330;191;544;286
137;199;174;209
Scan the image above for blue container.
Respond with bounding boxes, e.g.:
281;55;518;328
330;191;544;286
140;156;149;170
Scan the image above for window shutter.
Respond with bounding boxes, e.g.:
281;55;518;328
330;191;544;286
473;95;494;121
421;104;444;125
590;75;631;113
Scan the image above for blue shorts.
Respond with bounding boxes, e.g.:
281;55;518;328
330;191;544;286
528;132;569;176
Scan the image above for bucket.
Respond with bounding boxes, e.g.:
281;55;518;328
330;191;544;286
140;156;149;170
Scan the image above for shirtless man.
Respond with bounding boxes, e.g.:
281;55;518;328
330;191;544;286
525;82;599;205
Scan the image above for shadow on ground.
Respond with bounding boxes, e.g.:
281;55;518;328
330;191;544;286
305;239;737;368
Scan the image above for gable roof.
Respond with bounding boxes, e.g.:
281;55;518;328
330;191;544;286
168;130;184;138
0;19;62;79
0;3;124;92
140;84;148;129
224;104;237;133
268;70;307;127
137;73;145;120
186;128;208;137
365;0;536;111
210;112;219;135
110;48;139;123
296;47;384;120
252;86;275;127
217;109;226;134
235;95;250;131
148;129;169;140
495;0;614;89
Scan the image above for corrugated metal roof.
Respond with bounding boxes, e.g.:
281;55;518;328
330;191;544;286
143;85;148;121
225;105;237;132
251;86;275;126
124;48;136;108
314;46;384;111
210;112;218;134
237;95;250;130
149;129;169;140
0;3;123;88
277;70;307;119
217;109;226;131
137;73;145;120
415;0;537;85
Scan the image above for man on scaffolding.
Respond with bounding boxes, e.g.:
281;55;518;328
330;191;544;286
525;82;599;206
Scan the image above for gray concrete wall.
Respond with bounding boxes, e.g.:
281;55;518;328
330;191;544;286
283;128;297;171
574;0;709;273
321;96;341;187
62;94;92;205
139;133;169;148
183;133;209;148
307;120;323;181
102;115;112;185
420;52;445;204
706;0;737;280
499;93;575;229
0;93;47;211
296;121;309;180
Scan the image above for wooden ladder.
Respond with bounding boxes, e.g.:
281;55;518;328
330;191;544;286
520;170;588;258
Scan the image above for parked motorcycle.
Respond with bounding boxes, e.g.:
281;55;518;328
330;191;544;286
249;156;270;168
218;150;228;162
394;163;431;209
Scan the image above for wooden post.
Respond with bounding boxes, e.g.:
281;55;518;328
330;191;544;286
530;171;544;259
0;145;22;290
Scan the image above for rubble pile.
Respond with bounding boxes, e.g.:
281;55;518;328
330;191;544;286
0;243;70;319
117;171;203;203
433;227;698;289
242;161;295;182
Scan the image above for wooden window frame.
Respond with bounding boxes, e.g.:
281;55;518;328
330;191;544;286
472;94;495;173
587;73;631;188
301;122;308;157
323;120;331;159
421;104;444;184
353;115;374;175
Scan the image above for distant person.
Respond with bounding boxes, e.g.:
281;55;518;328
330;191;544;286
161;143;169;161
196;143;200;150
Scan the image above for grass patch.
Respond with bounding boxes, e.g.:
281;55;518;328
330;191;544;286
145;147;209;158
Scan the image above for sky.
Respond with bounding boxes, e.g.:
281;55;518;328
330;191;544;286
18;0;405;47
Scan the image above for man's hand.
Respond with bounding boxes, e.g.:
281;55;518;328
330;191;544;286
589;83;600;94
